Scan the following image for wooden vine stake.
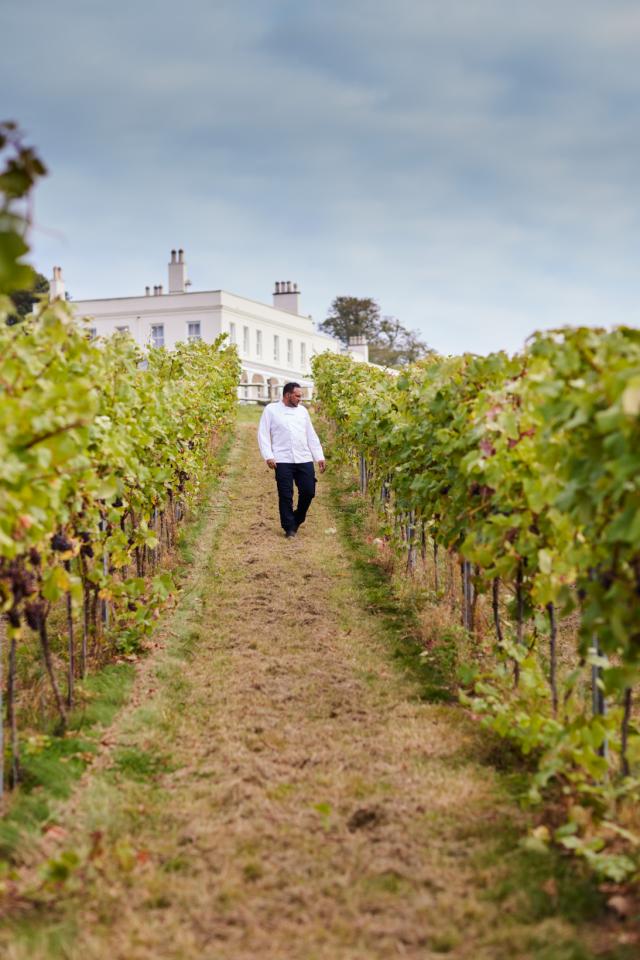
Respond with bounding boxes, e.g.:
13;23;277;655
461;560;474;631
38;613;67;729
79;554;89;678
0;617;4;799
65;559;75;708
492;577;503;645
547;602;558;715
433;542;439;594
0;613;19;792
100;518;110;630
406;511;417;575
447;551;456;611
590;634;608;760
621;687;633;777
359;453;368;496
514;561;524;687
8;632;19;787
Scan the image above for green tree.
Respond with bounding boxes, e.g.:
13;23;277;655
8;270;49;323
368;315;432;367
321;296;431;368
319;296;380;345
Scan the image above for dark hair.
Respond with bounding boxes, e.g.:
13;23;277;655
283;382;301;396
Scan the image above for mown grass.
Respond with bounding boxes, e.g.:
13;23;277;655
327;458;636;960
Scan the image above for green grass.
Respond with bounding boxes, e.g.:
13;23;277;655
111;745;172;782
330;471;456;703
4;917;79;958
482;841;635;958
0;663;134;859
69;663;136;732
177;424;236;566
478;822;603;924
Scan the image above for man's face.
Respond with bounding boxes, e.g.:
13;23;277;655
284;388;303;407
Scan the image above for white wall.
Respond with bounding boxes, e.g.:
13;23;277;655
71;290;223;351
71;287;345;392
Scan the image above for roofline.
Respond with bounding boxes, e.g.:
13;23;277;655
71;288;311;320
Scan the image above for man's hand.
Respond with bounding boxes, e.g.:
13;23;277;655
266;458;277;470
318;459;326;474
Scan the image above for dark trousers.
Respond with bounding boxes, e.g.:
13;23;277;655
275;462;316;533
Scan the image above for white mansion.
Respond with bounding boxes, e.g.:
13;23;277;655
53;251;369;399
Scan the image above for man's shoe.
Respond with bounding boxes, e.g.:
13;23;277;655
285;529;297;538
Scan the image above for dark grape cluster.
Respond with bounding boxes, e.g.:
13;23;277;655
51;531;73;552
78;530;94;556
3;559;37;602
24;597;46;631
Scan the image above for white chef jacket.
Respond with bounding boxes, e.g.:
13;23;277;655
257;400;325;464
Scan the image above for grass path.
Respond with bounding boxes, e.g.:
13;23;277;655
0;413;624;959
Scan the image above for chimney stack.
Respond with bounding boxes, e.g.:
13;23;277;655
168;247;188;293
348;335;369;363
273;279;301;315
49;265;65;301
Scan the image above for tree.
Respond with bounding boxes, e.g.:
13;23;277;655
321;296;432;368
319;296;380;345
368;315;432;367
9;271;49;320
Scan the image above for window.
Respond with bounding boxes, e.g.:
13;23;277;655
87;327;97;340
256;329;262;356
243;325;250;354
273;335;280;361
150;324;164;348
115;325;129;334
287;338;293;364
300;342;307;366
187;321;201;342
229;321;236;345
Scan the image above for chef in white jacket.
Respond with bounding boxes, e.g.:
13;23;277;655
257;382;326;538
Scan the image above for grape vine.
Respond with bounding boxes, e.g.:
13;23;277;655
313;334;640;881
0;298;239;794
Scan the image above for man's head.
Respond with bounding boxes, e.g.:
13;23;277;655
283;382;303;407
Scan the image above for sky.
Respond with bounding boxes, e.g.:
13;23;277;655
3;0;640;355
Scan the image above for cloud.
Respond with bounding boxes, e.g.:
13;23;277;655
3;0;640;354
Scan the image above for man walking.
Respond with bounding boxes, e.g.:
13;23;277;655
258;382;326;538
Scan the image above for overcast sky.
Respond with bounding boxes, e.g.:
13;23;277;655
4;0;640;354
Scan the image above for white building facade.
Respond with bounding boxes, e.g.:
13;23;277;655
56;250;361;400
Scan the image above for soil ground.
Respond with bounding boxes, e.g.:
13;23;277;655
0;411;630;959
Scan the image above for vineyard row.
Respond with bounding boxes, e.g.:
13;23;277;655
312;328;640;882
0;299;240;797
